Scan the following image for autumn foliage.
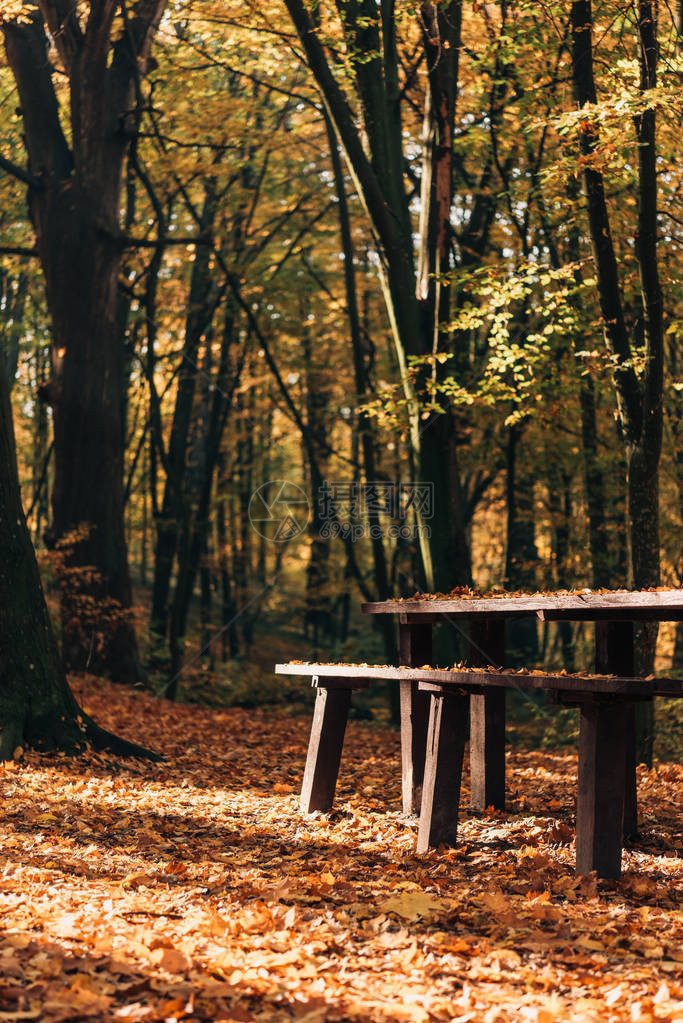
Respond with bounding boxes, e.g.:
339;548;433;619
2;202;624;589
0;678;681;1022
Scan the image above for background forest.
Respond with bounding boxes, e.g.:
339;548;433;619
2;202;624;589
1;0;682;743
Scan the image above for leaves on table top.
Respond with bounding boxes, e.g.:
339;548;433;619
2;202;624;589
0;677;681;1022
400;586;683;602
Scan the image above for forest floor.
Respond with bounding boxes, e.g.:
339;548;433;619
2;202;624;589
0;679;681;1023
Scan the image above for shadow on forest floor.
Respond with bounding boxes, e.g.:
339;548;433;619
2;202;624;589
0;677;680;1021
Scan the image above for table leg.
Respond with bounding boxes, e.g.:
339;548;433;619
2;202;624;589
595;621;637;837
469;619;506;811
576;698;628;878
300;687;351;813
417;689;468;853
399;622;432;816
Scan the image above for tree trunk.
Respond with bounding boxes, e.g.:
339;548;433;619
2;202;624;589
216;475;239;662
150;185;220;641
44;199;139;680
301;311;334;654
0;357;156;760
325;115;397;675
3;5;165;681
504;423;539;666
0;271;26;388
165;307;241;696
284;0;475;594
571;0;663;763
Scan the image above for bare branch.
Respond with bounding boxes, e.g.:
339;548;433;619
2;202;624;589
0;244;39;258
119;232;210;249
0;152;41;189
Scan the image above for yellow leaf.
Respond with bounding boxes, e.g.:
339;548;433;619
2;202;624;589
151;947;191;973
378;891;452;921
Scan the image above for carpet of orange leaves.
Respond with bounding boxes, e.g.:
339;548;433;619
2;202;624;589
0;678;681;1022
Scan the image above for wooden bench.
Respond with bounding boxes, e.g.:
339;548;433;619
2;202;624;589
275;661;682;878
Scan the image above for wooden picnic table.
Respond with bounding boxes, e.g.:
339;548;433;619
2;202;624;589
359;589;683;877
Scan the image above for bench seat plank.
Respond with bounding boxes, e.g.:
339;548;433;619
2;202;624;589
275;662;682;698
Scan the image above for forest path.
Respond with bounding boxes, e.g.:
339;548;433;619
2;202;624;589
0;678;680;1022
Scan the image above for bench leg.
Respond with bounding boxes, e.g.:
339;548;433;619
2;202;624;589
595;621;637;837
576;699;627;879
470;689;506;811
399;623;432;816
469;620;506;811
417;692;468;854
623;702;637;838
300;687;351;813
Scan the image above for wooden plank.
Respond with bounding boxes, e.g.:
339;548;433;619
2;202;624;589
417;691;468;853
576;699;628;879
399;622;432;817
300;687;351;813
595;622;637;838
470;689;505;811
469;619;506;811
553;691;652;705
653;679;683;695
362;590;683;621
274;662;676;698
311;675;370;690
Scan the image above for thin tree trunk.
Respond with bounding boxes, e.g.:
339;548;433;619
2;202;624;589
325;115;397;673
571;0;664;762
284;0;474;594
0;271;27;388
301;311;334;654
165;309;242;695
546;465;575;669
150;184;220;641
504;423;539;665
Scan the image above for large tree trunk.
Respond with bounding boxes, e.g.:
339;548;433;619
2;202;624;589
3;4;165;680
0;357;156;760
42;193;138;679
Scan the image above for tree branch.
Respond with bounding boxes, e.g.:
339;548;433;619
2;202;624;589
2;12;73;184
0;152;41;189
0;245;39;258
119;232;211;249
570;0;642;443
283;0;407;267
635;0;663;462
37;0;84;74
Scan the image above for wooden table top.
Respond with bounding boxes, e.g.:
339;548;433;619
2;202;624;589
361;589;683;621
